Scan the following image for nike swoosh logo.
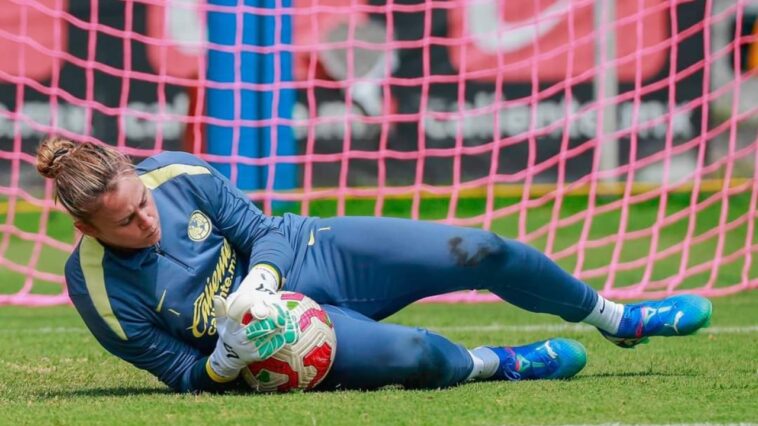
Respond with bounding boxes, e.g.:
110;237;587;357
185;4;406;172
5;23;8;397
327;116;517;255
155;289;167;313
308;226;332;247
467;0;570;54
599;298;606;314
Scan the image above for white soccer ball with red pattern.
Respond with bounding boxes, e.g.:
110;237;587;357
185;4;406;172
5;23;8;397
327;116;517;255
240;291;337;392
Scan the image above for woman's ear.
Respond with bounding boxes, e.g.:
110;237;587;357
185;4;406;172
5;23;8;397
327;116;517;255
74;220;98;237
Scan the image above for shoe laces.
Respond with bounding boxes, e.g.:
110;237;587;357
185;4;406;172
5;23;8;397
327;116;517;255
626;302;672;337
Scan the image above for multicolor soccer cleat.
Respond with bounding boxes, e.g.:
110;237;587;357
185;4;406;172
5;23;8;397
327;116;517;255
487;338;587;381
599;294;712;348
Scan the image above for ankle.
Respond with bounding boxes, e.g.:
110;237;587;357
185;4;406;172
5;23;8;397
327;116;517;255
467;346;500;381
583;295;625;334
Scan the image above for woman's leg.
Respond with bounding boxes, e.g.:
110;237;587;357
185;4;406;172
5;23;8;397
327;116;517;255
289;216;711;349
290;216;597;322
316;305;473;390
316;305;587;388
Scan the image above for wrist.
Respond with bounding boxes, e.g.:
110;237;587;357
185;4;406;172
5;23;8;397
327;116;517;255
240;263;281;293
207;344;244;383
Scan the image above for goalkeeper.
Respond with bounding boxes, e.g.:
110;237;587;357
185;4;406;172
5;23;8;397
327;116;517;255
36;138;713;393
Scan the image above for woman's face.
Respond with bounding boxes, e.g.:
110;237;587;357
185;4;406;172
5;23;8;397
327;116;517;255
76;174;162;250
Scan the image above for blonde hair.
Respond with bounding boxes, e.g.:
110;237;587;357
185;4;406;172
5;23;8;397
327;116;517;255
36;137;135;221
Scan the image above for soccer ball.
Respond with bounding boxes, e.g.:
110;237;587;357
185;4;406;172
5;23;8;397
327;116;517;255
238;291;337;392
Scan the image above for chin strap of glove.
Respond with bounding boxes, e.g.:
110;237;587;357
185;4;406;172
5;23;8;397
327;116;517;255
239;264;282;294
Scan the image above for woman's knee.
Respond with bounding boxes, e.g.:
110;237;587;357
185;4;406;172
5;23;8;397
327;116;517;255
389;329;458;388
448;231;508;268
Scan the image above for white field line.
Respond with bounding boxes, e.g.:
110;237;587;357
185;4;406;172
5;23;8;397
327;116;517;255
551;423;757;426
552;424;757;426
0;325;756;334
431;324;758;334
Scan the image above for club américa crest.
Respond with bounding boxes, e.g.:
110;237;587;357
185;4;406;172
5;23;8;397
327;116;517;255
188;210;211;241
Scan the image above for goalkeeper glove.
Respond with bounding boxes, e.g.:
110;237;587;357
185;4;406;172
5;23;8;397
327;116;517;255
207;290;298;381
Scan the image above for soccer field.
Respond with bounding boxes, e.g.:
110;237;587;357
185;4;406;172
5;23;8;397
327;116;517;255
1;0;756;422
0;196;756;425
0;293;756;425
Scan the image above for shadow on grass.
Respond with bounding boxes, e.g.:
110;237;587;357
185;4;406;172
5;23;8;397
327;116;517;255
38;387;172;399
31;371;700;400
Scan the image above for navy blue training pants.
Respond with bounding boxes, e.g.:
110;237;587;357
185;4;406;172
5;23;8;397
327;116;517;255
285;216;598;389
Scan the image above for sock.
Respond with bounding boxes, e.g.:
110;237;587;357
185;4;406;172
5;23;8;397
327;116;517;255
582;295;625;334
466;347;501;381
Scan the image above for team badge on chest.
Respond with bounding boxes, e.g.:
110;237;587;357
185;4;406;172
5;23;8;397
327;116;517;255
188;210;211;241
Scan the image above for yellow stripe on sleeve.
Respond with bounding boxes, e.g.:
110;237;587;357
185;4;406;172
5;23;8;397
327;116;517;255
139;164;211;190
79;236;128;341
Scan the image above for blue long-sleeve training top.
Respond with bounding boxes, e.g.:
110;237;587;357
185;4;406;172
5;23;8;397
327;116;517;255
64;151;313;392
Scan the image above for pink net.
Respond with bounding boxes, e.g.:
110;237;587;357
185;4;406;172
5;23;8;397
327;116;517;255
0;0;756;306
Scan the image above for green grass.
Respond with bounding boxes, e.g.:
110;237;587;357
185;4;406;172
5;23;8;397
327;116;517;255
0;294;756;425
2;193;757;294
0;194;757;424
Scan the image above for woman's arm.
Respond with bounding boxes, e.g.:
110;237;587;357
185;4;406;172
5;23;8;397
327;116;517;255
139;152;294;287
70;292;243;393
203;170;293;285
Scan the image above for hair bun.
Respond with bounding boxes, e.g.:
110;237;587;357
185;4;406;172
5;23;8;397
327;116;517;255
36;136;77;179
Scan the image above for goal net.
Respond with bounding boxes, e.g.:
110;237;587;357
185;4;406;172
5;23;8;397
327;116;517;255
1;0;756;306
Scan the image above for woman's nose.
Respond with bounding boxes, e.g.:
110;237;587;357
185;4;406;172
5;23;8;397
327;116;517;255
137;210;154;230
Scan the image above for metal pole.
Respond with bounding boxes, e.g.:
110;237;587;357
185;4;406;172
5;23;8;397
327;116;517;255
206;0;262;189
207;0;296;195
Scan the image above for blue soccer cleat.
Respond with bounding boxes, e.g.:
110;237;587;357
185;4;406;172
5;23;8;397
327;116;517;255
487;338;587;381
599;294;712;348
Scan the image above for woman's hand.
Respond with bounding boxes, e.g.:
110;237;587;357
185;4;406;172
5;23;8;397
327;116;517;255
206;289;299;381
